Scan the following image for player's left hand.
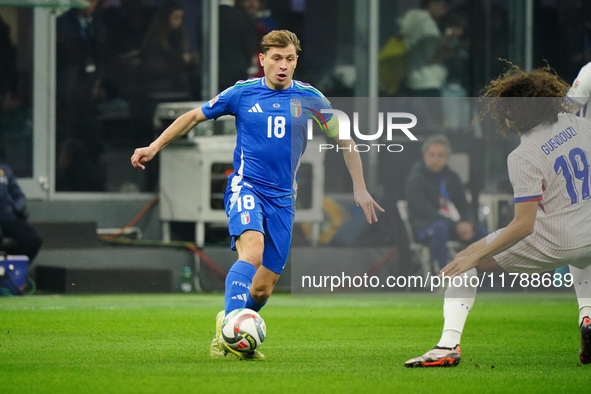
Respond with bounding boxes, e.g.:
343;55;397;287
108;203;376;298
131;146;157;170
354;189;385;224
440;252;479;277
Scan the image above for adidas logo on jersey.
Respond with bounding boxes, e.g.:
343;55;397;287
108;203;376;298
248;103;263;113
231;294;247;301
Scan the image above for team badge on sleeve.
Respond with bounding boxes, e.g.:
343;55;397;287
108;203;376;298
208;95;219;107
241;211;251;225
291;99;302;117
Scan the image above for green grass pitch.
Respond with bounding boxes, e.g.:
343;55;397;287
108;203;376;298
0;293;589;393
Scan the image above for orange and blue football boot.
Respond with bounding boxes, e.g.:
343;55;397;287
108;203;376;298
404;345;461;368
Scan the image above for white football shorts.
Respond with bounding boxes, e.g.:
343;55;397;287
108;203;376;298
488;228;591;273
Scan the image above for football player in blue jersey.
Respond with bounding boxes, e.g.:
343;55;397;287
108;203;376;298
131;30;384;360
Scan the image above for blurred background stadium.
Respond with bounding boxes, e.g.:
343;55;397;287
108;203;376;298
0;0;586;294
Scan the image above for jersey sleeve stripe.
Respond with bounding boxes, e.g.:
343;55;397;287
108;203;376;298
566;95;587;107
514;195;542;203
294;81;324;97
234;78;261;87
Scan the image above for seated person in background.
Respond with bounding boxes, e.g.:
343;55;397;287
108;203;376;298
405;134;486;271
0;158;43;264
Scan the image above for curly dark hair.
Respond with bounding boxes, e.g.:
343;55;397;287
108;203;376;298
480;63;572;137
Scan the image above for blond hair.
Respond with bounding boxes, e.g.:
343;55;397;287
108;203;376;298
260;30;301;54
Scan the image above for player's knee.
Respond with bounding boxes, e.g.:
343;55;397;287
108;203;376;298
239;249;263;267
251;285;272;302
236;233;264;266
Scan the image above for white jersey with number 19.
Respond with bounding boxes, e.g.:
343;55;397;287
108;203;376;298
508;113;591;249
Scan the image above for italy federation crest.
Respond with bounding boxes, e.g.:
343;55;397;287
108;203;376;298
241;211;251;225
290;98;302;117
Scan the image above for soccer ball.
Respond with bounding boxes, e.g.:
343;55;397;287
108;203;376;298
221;308;266;352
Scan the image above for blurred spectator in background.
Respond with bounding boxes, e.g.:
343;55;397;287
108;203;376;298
441;13;467;96
267;0;304;40
398;0;460;97
217;0;257;90
0;14;32;176
0;158;42;264
405;134;487;272
0;14;16;100
102;0;155;102
236;0;276;78
140;0;196;102
1;87;33;178
95;0;156;149
195;0;257;91
439;12;470;131
56;0;107;191
254;0;276;32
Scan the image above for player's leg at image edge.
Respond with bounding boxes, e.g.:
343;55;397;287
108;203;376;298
406;264;591;367
210;310;227;358
210;260;266;360
405;268;477;368
580;316;591;364
571;265;591;364
209;307;266;360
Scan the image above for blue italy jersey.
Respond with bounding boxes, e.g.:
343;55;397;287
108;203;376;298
201;77;331;198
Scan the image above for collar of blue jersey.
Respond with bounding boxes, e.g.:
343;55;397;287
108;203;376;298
261;77;294;89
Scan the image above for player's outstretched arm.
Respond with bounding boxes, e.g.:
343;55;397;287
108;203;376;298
441;200;537;277
566;62;591;112
336;137;385;224
131;107;208;170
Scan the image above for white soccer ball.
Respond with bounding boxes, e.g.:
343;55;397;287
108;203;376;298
221;308;266;352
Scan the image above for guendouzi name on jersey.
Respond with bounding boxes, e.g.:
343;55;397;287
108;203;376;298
201;77;331;198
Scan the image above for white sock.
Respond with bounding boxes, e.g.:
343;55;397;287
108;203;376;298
569;264;591;325
437;268;478;348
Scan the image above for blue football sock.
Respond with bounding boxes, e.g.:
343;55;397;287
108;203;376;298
224;260;257;314
245;293;268;312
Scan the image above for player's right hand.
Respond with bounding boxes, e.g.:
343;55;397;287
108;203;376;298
440;253;479;277
131;146;157;170
353;189;385;224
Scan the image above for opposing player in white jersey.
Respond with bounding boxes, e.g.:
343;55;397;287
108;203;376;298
405;65;591;367
567;62;591;118
131;30;384;360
